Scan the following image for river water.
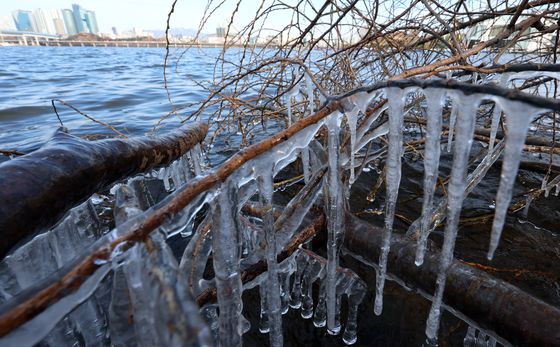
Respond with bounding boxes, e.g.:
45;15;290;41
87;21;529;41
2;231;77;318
0;46;221;156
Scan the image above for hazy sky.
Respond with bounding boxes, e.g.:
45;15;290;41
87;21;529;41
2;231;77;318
0;0;276;33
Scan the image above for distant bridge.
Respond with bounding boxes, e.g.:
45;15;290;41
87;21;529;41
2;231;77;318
0;30;59;46
0;30;227;48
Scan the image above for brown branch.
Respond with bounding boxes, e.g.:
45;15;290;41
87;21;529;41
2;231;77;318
196;213;326;306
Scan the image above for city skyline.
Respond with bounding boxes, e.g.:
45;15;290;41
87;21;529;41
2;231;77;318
11;5;98;36
0;0;285;35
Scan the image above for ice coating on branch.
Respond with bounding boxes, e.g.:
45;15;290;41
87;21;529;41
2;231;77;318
191;143;204;176
0;198;109;347
160;191;212;238
415;89;444;266
212;182;244;347
487;99;542;260
2;200;104;291
0;265;112;347
275;168;324;250
425;94;479;341
375;87;405;315
325;110;345;331
356;100;385;141
258;169;283;347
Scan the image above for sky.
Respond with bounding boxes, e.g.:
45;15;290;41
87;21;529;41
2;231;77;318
0;0;279;34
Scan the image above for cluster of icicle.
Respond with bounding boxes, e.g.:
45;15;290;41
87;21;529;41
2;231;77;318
201;80;381;346
374;71;558;345
249;249;367;346
0;145;213;347
2;70;557;347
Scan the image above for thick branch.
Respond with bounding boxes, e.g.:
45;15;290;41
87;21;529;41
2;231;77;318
0;123;208;259
344;214;560;347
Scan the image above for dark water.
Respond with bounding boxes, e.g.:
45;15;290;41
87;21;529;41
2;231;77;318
0;46;222;156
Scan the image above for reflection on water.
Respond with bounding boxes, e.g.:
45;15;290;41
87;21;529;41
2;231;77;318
0;46;222;154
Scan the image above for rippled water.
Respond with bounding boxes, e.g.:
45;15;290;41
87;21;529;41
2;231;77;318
0;46;223;155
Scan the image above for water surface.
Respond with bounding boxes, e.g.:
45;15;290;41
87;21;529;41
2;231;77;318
0;46;221;156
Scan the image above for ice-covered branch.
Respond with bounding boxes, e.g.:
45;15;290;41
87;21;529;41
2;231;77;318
0;123;209;259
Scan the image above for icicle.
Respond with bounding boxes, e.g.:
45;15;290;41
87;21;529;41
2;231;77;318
191;144;204;176
463;326;477;347
200;304;220;346
487;99;542;260
259;282;271;333
346;106;359;185
212;182;244;347
342;281;367;345
109;266;136;347
110;185;144;347
289;255;305;309
313;280;327;328
374;87;405;315
305;72;315;114
258;168;283;347
487;103;502;153
328;274;353;336
425;94;479;342
159;167;173;191
287;97;293;127
447;106;458;152
325;110;345;331
178;217;213;296
280;271;291;314
415;89;444;266
286;82;300;127
302;147;311;183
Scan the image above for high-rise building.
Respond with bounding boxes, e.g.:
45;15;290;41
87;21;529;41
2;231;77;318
12;10;35;32
84;11;99;33
61;9;77;36
32;9;60;35
43;9;66;35
52;16;66;35
71;4;98;34
0;16;16;30
216;27;226;37
71;4;88;33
